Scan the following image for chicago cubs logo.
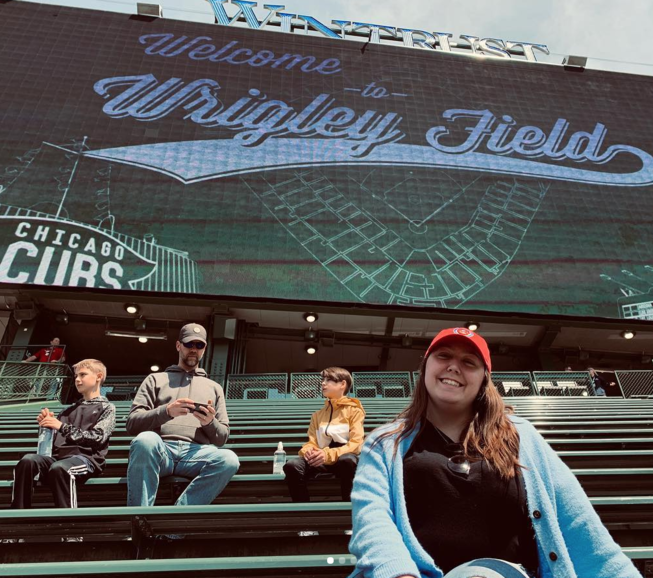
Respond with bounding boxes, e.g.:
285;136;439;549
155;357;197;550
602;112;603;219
453;327;475;338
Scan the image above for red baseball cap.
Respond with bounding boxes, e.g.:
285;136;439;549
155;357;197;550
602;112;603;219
425;327;492;372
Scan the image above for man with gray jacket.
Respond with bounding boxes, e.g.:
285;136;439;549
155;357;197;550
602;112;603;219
126;323;239;506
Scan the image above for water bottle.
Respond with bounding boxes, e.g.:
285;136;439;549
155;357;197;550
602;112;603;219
37;426;55;457
272;441;286;475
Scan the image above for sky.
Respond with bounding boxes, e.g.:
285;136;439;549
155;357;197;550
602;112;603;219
20;0;653;76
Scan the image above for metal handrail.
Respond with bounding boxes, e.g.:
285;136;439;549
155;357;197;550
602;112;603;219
0;343;67;363
0;360;73;403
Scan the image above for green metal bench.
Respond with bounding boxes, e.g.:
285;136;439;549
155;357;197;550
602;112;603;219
0;503;353;562
0;553;357;577
0;467;652;511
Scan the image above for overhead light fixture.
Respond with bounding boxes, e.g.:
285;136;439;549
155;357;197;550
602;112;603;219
305;344;317;355
138;337;148;344
498;343;509;355
137;2;162;17
125;304;139;315
641;354;652;364
621;330;636;340
401;335;413;348
465;322;479;331
303;312;318;323
579;350;590;361
150;365;160;372
134;318;147;331
105;330;167;340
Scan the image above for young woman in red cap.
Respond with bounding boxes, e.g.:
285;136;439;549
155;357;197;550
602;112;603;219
347;328;640;578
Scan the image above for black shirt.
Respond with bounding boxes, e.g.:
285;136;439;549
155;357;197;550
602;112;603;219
403;421;539;574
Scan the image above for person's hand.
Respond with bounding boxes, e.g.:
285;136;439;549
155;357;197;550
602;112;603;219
39;415;63;430
306;448;326;467
166;397;196;418
193;400;216;426
37;408;54;424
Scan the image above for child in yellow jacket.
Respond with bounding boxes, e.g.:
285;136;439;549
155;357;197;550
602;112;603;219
284;367;365;501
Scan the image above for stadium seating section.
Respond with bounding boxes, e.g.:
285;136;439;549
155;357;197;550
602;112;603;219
0;397;651;577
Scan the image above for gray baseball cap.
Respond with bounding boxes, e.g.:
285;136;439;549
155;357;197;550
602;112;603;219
178;323;207;344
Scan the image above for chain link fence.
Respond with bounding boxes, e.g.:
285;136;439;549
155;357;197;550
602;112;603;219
491;372;536;397
352;372;412;398
413;370;536;397
289;373;322;399
226;373;288;400
532;371;593;397
614;371;653;398
0;361;71;402
101;375;147;401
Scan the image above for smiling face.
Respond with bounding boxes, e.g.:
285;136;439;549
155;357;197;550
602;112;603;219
424;338;486;417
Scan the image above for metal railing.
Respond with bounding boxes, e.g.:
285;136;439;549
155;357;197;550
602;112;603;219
532;372;594;397
491;372;536;397
614;371;653;398
0;361;72;402
0;343;67;363
352;372;412;399
101;376;147;401
10;368;651;403
290;373;323;399
226;373;288;400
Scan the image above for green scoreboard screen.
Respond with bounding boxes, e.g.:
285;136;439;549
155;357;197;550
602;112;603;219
1;2;653;320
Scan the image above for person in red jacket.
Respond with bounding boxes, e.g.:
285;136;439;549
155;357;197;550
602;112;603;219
23;337;66;363
22;337;67;398
284;367;365;502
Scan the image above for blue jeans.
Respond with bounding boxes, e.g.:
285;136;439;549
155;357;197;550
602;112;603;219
126;431;239;506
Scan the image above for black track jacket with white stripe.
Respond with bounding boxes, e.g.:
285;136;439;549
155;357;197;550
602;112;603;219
54;396;116;472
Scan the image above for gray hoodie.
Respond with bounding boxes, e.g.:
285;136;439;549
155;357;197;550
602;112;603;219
126;365;230;447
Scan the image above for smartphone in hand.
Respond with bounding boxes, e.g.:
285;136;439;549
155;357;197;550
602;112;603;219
193;402;210;413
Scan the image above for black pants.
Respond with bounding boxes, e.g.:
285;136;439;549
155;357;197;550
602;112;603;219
283;453;359;502
11;454;94;509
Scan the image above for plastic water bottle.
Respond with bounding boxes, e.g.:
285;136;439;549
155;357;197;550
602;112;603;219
273;441;286;475
37;426;54;457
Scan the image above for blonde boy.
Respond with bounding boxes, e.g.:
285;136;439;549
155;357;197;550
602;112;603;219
11;359;116;509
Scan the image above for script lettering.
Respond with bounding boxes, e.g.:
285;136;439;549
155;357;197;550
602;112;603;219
94;76;405;156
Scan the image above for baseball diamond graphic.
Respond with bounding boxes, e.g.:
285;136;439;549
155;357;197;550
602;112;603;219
601;269;653;320
2;2;653;319
243;169;548;307
0;141;201;293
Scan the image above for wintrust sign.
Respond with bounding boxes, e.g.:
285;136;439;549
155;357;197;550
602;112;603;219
206;0;550;62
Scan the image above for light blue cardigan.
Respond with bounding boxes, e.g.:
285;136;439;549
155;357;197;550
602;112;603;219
348;416;641;578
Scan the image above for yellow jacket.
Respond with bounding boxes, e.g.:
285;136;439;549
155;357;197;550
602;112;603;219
298;396;365;465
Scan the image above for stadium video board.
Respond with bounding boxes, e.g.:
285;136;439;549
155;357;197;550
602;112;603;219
1;2;653;320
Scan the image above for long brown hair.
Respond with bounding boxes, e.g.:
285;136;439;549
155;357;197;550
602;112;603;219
376;354;522;479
